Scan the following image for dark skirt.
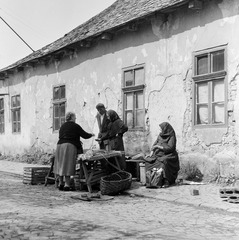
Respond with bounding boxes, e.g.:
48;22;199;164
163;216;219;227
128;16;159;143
53;143;77;176
145;153;180;185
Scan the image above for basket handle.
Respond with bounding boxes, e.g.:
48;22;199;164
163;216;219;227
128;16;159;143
97;153;122;172
113;172;123;180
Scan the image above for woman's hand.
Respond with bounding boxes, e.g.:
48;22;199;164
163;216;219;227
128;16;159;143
151;145;163;151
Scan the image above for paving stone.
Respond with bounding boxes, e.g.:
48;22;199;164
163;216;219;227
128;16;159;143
1;168;239;239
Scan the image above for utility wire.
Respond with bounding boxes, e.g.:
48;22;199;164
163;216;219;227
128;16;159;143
0;7;49;42
0;15;34;52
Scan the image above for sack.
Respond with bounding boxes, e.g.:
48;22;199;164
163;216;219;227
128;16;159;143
146;169;163;188
144;155;157;163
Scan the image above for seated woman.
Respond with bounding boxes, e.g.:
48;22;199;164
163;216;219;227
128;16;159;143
145;122;180;188
99;109;128;170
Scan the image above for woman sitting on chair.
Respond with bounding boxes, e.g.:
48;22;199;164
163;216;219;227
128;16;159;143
145;122;180;188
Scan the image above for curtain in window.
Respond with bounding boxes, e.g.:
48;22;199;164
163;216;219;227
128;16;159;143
197;105;208;124
213;104;224;123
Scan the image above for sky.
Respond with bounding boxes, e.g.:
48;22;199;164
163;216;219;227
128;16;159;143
0;0;116;69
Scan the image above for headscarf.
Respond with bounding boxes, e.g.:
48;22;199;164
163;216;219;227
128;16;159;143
107;110;120;122
159;122;175;139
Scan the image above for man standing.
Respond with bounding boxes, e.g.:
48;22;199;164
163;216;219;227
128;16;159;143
95;103;110;149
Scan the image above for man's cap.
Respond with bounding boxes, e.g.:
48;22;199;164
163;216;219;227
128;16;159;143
96;103;105;109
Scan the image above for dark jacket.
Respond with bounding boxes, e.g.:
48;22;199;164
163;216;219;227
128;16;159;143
57;121;92;153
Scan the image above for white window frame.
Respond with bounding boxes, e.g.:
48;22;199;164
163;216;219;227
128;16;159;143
192;45;227;128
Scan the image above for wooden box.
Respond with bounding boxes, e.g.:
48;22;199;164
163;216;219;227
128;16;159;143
23;167;50;185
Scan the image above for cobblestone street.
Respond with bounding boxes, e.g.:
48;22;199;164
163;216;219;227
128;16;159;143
1;172;239;240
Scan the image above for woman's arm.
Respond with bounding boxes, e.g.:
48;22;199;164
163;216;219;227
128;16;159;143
117;123;128;136
161;136;176;154
78;125;94;139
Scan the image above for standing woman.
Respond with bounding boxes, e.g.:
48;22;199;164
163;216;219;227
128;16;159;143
145;122;180;188
54;112;95;191
100;109;128;170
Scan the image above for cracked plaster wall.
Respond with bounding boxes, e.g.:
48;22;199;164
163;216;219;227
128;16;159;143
1;0;239;178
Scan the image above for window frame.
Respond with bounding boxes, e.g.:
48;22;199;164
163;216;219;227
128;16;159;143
122;64;146;131
52;84;66;132
11;94;21;133
192;45;228;128
0;98;4;134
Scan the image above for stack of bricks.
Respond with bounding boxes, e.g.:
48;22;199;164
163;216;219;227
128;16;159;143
219;187;239;203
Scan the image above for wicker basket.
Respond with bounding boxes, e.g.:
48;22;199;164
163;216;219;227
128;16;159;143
100;171;132;195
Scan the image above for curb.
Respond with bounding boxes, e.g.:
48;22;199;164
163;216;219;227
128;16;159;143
126;188;239;215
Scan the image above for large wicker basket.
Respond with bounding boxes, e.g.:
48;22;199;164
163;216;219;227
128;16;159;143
100;171;132;195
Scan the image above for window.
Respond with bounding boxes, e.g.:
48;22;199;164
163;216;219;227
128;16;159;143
11;95;21;133
53;85;66;131
0;98;4;134
122;65;145;129
193;46;227;126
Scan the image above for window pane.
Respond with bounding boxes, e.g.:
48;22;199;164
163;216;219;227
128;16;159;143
135;68;144;85
212;103;224;124
197;55;208;75
0;113;4;133
126;93;133;110
17;110;21;122
197;105;208;124
126;111;133;128
16;95;20;107
60;103;65;117
17;122;21;132
12;96;16;108
54;104;59;117
0;99;3;110
197;83;208;103
213;80;224;102
60;117;65;127
212;51;224;72
53;87;60;100
12;110;16;122
54;118;60;130
135;110;144;127
124;71;134;87
60;86;65;99
13;122;16;132
136;91;143;109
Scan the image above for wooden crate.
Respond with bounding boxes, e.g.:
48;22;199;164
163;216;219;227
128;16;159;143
23;167;50;185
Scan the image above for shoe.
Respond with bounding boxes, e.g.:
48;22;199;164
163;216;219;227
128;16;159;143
63;186;70;191
58;185;64;191
63;186;76;191
162;179;170;188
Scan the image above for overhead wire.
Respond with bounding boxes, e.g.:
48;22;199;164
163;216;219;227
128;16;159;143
0;15;34;52
0;6;49;43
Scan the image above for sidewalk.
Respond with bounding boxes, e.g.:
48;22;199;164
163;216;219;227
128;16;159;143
1;159;239;213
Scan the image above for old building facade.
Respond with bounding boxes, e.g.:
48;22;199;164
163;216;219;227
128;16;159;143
0;0;239;178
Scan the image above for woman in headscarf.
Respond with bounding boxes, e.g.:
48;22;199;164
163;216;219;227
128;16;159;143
145;122;180;188
54;112;95;191
100;109;128;170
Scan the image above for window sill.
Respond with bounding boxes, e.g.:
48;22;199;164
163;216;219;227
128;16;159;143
193;123;227;129
193;71;226;81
